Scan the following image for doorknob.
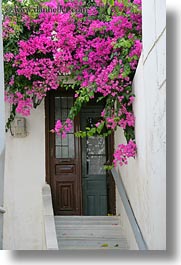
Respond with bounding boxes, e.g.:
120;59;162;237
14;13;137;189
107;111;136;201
86;159;90;175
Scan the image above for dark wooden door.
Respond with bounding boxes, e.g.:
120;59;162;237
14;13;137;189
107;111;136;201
46;91;82;215
81;106;108;216
46;92;115;216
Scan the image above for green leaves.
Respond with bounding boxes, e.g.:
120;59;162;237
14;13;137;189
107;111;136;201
75;120;112;139
75;131;87;138
102;0;115;6
108;0;114;7
82;56;88;62
68;87;95;120
103;164;114;170
124;126;135;142
109;64;121;80
96;121;105;134
75;127;97;138
102;0;108;5
122;63;131;78
114;38;133;49
101;243;109;247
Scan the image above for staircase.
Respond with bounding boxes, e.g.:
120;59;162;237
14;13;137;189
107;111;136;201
54;216;129;250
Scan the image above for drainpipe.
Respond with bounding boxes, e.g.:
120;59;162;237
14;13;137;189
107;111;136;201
0;0;5;250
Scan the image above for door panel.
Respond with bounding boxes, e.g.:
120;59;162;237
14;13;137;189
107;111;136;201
81;108;108;216
47;92;82;215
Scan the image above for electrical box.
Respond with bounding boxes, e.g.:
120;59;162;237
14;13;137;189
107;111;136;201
13;117;27;137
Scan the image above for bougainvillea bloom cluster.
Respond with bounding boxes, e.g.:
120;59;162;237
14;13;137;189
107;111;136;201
3;0;142;167
113;140;137;167
51;118;73;138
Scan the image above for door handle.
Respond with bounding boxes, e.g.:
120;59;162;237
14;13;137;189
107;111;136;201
86;159;90;175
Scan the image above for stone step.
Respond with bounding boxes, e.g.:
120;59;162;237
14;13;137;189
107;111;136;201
58;238;129;250
56;228;123;238
54;216;129;250
54;217;120;226
55;221;120;226
54;216;120;221
55;225;121;230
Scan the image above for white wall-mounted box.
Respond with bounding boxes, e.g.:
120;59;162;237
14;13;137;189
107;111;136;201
13;117;27;138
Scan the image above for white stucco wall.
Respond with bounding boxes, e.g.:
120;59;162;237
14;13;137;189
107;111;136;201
115;0;166;250
3;102;46;250
0;0;5;250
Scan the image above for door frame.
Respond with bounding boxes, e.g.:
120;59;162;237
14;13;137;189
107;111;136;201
45;90;116;215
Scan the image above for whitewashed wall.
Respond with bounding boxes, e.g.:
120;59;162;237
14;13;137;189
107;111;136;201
0;0;5;250
3;103;46;250
115;0;166;250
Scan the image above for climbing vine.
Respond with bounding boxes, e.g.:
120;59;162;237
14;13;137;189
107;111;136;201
3;0;142;168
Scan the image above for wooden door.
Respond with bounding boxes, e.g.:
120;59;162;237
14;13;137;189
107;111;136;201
81;106;108;216
46;91;82;215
